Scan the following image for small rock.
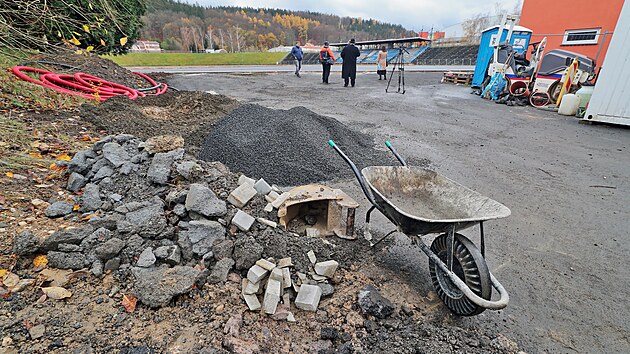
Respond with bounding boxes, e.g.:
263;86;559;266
29;324;45;340
80;183;102;212
320;327;338;340
102;142;130;167
238;175;255;186
47;251;86;270
180;220;225;257
176;161;202;180
253;178;272;195
357;285;395;319
227;183;257;208
307;250;317;264
231;210;255;232
318;283;335;297
211;239;234;261
185;184;227;217
153;245;181;265
67;172;87;192
13;230;40;256
233;236;263;270
295;284;322;312
95;238;125;260
137;247;156;267
91;259;104;276
314;260;339;278
132;266;200;307
40;225;94;251
207;258;235;284
44;201;74;218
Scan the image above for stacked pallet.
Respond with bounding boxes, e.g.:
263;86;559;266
442;71;473;85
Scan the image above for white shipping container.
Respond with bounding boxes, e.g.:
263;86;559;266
583;1;630;126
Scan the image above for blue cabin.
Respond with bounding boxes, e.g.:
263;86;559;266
472;25;532;87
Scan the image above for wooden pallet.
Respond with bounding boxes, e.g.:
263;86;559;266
442;71;473;85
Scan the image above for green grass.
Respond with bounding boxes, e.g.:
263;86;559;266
103;52;289;66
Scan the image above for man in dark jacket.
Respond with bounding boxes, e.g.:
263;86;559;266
290;41;304;77
341;38;361;87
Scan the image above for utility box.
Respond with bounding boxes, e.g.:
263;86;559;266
472;25;533;88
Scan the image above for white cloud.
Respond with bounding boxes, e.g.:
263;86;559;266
185;0;521;30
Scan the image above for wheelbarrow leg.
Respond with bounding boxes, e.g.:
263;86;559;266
447;224;455;271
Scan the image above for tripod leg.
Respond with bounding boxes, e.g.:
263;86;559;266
386;60;397;93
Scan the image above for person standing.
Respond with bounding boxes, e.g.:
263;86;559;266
290;41;303;78
341;38;360;87
377;46;388;80
319;41;335;84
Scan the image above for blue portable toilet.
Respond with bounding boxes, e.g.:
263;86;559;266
472;25;532;88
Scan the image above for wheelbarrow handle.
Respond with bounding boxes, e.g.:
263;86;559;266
328;140;378;206
385;141;407;166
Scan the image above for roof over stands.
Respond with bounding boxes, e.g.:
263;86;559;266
329;36;431;47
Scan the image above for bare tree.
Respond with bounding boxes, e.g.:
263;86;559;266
218;28;225;50
205;26;214;49
462;13;490;43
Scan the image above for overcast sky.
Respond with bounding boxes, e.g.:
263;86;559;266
182;0;521;31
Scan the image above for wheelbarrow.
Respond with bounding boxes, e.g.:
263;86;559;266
328;140;510;316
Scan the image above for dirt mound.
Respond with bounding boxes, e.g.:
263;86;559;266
81;91;239;156
200;104;391;186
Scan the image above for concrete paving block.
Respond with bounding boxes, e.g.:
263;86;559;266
247;264;268;284
307;250;317;264
297;272;307;281
305;228;320;238
257;218;277;228
264;191;280;203
292;283;300;293
312;274;328;282
287;312;296;322
271;185;282;193
271;192;291;209
255;258;276;271
282;268;292;288
242;278;260;295
228;183;257;208
283;293;291;305
263;278;282;314
270;268;283;282
277;257;293;268
232;210;255;232
238;175;255;186
243;294;261;311
295;284;322;312
254;178;272;195
263;203;274;212
314;260;339;278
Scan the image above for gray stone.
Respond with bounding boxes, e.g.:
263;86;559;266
92;165;114;181
233;236;263;270
185;184;226;217
166;189;188;205
94;238;125;260
176;161;202;180
57;243;82;252
357;285;395;319
113;134;135;144
109;193;123;203
137;247;156;267
132;266;200;307
67;172;87;192
177;233;193;262
47;251;86;270
91;259;104;276
80;183;102;212
68;150;96;174
212;239;234;260
40;225;94;251
102;142;130;168
13;230;40;256
44;201;74;218
154;245;181;265
104;257;120;271
98;177;114;191
207;258;235;284
180;220;225;257
227;183;257;208
89;157;110;175
295;284;322;312
92;136;114;151
318;283;335;297
119;162;138;175
231;210;255;232
79;227;112;252
173;204;187;217
147;152;174;185
28;324;45;340
117;202;167;238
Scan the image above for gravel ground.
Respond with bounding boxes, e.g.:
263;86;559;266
199;104;396;186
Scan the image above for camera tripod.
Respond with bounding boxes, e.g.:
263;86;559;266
386;47;410;94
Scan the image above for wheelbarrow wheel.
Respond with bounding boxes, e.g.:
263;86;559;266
429;233;492;316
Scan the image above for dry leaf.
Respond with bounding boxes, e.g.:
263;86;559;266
119;37;128;45
5;172;14;178
73;204;80;211
121;294;137;313
34;184;54;188
0;269;7;278
40;268;72;287
11;279;35;293
41;286;72;300
83;24;91;33
50;163;66;171
57;154;71;161
3;272;20;288
70;37;81;46
81;213;99;221
22;319;34;330
0;195;5;204
33;255;48;267
29;152;43;159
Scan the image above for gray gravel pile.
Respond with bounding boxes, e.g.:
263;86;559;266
199;104;390;185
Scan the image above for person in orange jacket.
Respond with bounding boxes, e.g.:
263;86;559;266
319;41;335;84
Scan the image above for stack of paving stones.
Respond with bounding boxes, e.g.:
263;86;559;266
13;134;341;311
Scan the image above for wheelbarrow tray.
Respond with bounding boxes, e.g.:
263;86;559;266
362;166;511;235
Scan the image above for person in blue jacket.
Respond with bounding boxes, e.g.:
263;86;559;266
290;41;304;78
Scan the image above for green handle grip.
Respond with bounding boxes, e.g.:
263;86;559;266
328;140;336;147
385;141;392;148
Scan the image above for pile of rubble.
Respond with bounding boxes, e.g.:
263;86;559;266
12;134;341;313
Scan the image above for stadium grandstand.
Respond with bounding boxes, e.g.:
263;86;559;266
278;36;478;66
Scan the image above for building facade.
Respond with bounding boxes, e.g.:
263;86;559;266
519;0;624;63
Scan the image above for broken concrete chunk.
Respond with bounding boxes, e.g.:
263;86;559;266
282;268;292;288
185;184;227;217
232;210;255;232
269;268;283;282
314;260;339;278
227;183;257;208
264;191;280;203
311;274;328;282
243;294;261;311
243;278;260;295
247;264;268;284
307;250;317;264
102;142;130;168
263;278;282;314
255;259;276;271
132;266;200;308
271;192;291;209
136;247;156;267
238;175;255;186
254;178;272;195
305;228;320;238
67;172;87;192
277;257;293;268
297;272;307;281
295;284;322;312
263;203;274;213
287;312;296;322
256;218;277;228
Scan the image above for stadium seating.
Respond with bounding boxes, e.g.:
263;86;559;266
412;45;478;65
